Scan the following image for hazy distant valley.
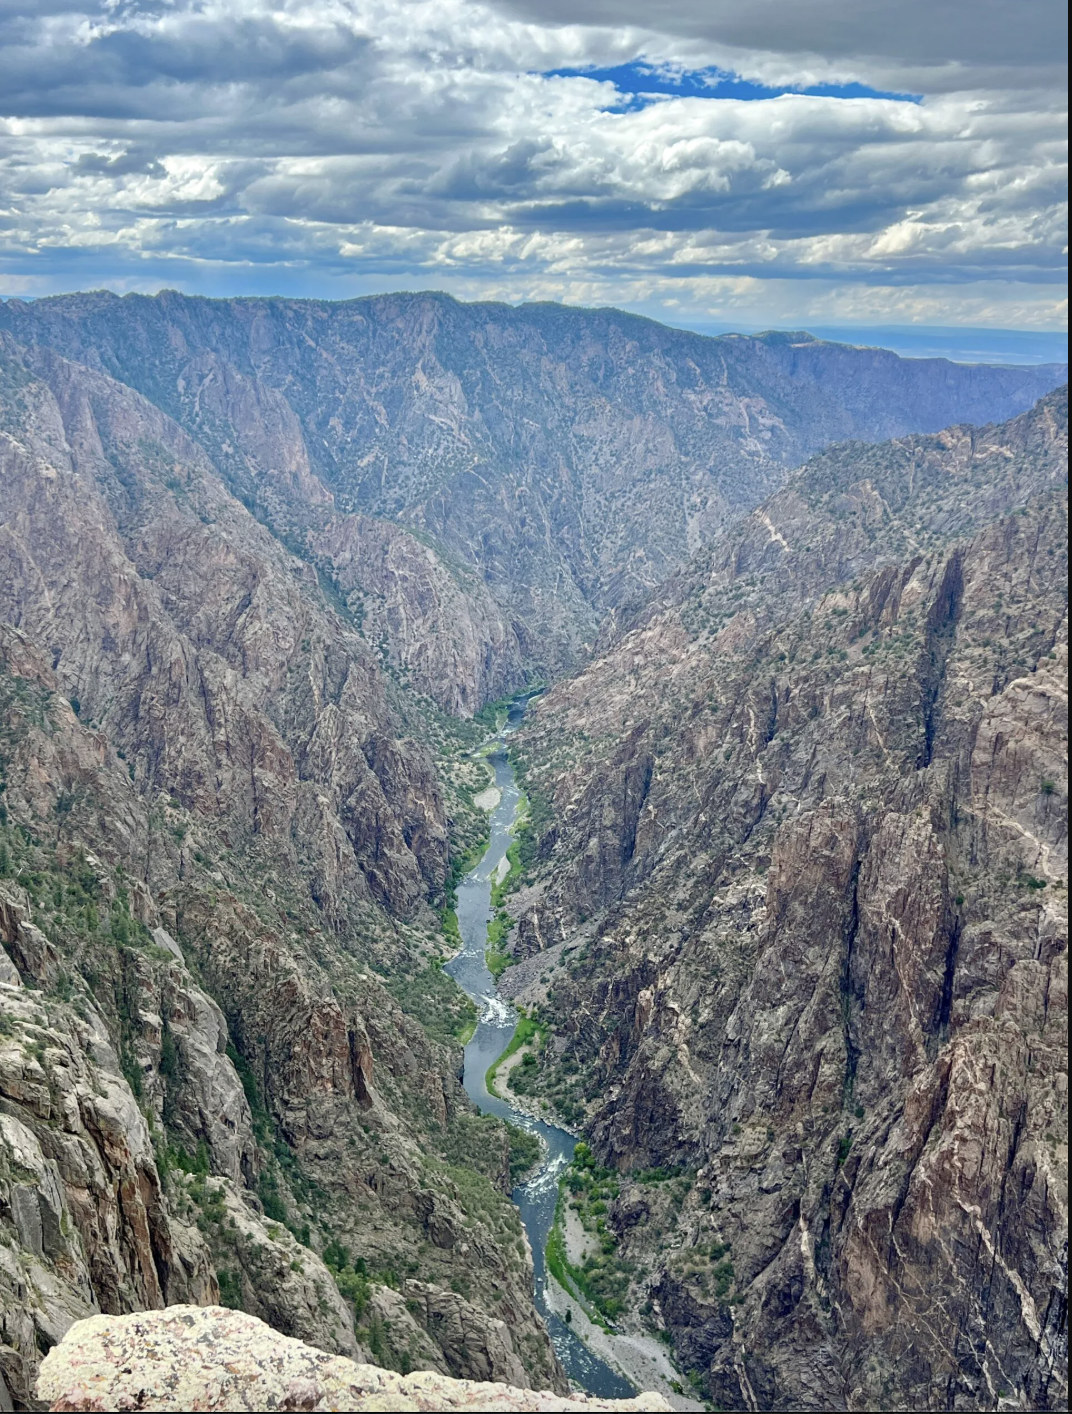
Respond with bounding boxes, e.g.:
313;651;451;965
0;293;1066;1412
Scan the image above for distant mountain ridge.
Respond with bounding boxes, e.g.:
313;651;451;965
0;291;1064;689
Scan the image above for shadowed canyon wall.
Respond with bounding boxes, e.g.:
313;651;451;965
502;389;1068;1411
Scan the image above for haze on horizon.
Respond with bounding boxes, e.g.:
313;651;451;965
0;0;1066;360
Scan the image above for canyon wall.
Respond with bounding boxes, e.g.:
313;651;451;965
1;292;1063;683
504;390;1068;1411
0;336;562;1407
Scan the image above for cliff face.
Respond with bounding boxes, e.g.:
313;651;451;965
0;292;1063;682
0;336;446;919
504;391;1068;1410
0;340;564;1405
309;515;524;717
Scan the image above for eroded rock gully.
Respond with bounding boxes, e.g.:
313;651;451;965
502;390;1069;1411
0;299;1065;1413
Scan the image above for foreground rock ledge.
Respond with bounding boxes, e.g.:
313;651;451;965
37;1307;671;1412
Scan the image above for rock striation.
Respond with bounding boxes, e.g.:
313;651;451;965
0;292;1062;683
504;389;1069;1411
309;515;524;716
36;1306;670;1411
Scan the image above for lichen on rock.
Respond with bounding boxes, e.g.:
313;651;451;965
36;1306;671;1412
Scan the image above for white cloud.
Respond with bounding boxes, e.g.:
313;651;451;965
0;0;1064;328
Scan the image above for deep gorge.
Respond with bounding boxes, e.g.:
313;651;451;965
0;294;1066;1412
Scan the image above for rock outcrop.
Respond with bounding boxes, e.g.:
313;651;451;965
0;964;218;1408
0;292;1062;680
309;515;524;715
504;389;1069;1411
36;1306;671;1411
0;341;564;1400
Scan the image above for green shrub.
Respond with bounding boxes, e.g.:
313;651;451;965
216;1269;243;1309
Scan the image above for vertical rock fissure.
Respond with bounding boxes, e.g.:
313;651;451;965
620;752;654;870
917;552;964;769
840;857;863;1108
763;677;779;746
934;913;961;1048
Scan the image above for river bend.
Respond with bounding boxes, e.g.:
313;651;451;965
445;708;635;1400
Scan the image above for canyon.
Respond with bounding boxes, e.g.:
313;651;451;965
501;388;1068;1410
0;293;1066;1412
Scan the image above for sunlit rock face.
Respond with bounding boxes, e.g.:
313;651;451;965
505;389;1068;1411
36;1307;671;1411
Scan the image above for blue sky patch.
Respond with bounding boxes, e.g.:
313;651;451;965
541;62;922;109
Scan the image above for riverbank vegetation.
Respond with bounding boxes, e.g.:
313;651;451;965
505;1121;543;1185
483;784;526;978
471;693;516;732
550;1143;636;1325
485;906;514;979
502;754;555;891
485;1010;546;1097
385;960;477;1046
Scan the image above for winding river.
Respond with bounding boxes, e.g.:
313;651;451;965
445;701;636;1399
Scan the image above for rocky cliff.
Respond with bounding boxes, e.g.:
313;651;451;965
501;389;1068;1410
0;293;1066;1412
0;337;563;1406
0;292;1063;684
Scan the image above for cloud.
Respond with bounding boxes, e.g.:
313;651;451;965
0;0;1065;330
497;0;1068;89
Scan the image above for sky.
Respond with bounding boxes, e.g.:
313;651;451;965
0;0;1067;356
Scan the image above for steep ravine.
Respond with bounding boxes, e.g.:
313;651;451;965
445;711;635;1400
444;706;702;1408
496;390;1069;1412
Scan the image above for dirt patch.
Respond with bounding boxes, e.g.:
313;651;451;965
492;1041;532;1096
543;1276;702;1411
563;1202;598;1266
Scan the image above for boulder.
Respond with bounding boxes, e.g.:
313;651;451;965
36;1306;671;1412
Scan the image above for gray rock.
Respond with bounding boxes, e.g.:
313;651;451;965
510;389;1069;1411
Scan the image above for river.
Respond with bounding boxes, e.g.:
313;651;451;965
445;701;637;1400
